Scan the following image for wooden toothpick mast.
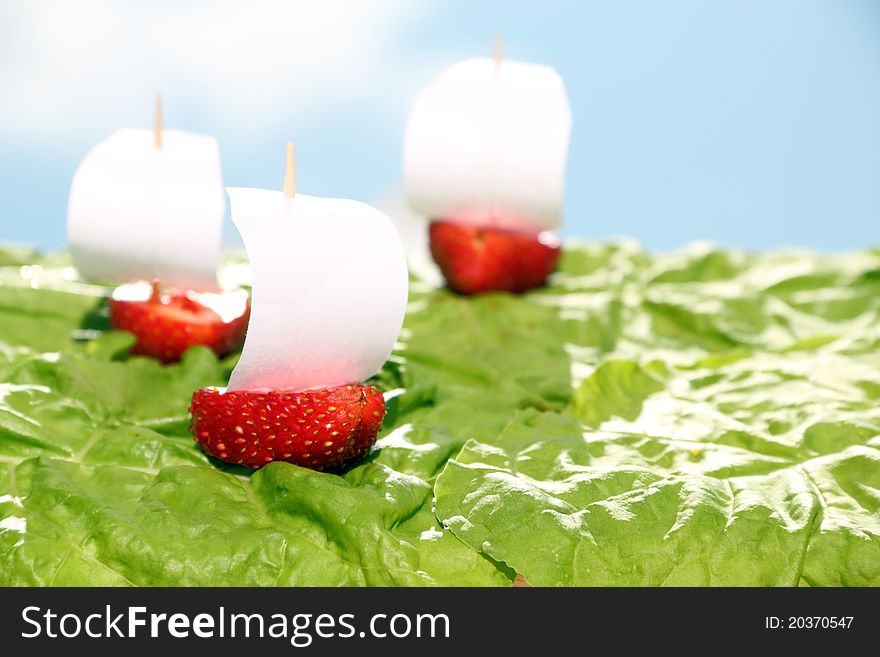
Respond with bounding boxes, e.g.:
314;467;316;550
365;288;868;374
494;31;503;73
154;93;163;149
283;142;296;198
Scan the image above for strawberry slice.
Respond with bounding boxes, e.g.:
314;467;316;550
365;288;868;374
189;384;385;470
429;220;561;295
110;280;250;363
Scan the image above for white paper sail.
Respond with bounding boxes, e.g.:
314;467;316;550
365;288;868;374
67;127;225;291
404;57;572;232
226;188;409;392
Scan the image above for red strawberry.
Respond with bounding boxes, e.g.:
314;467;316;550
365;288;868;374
189;384;385;470
428;220;561;295
110;280;250;363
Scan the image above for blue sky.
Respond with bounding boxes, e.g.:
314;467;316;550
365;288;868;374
1;0;878;252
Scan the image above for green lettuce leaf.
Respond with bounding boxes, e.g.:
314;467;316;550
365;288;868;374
0;347;507;586
0;249;507;586
434;244;880;586
1;242;879;586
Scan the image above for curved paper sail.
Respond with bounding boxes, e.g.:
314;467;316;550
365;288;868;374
404;57;571;232
67;128;225;291
226;188;409;392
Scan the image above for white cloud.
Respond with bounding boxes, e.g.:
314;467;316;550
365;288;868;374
0;0;431;144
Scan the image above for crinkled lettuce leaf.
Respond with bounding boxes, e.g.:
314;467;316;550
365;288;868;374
1;242;878;586
0;345;507;586
434;244;880;586
0;249;507;586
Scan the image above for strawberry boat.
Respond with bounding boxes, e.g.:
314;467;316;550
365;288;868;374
189;144;409;470
403;36;572;294
66;97;250;362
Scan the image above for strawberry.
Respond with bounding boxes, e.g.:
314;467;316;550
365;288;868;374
428;220;561;295
109;280;250;364
188;384;385;470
